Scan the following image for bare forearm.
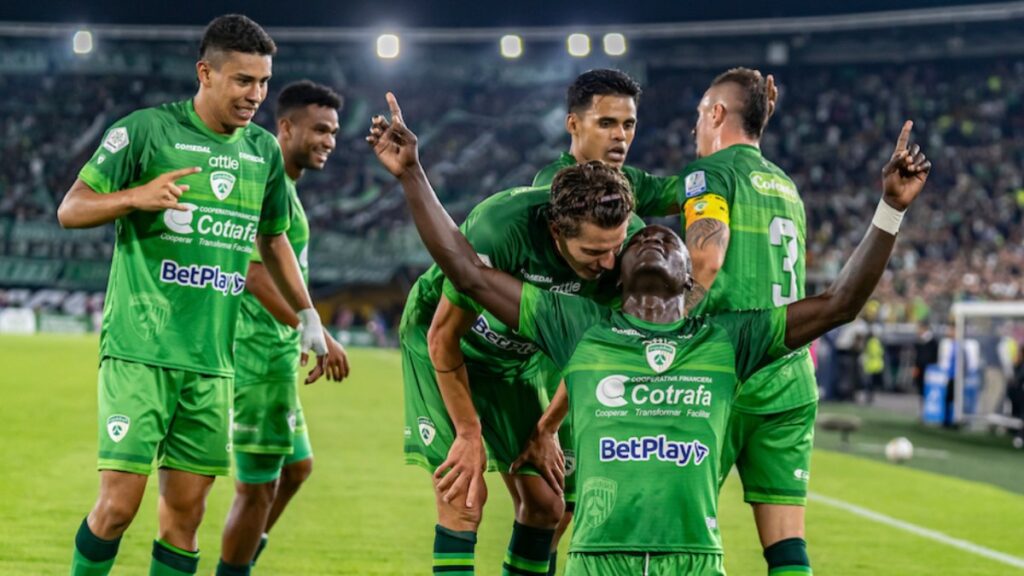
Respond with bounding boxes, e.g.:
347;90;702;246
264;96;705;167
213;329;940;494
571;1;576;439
785;225;895;349
57;183;136;229
246;262;300;328
257;234;313;312
537;381;568;435
398;166;522;329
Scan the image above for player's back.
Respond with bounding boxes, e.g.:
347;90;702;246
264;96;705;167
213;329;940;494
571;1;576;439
685;144;806;315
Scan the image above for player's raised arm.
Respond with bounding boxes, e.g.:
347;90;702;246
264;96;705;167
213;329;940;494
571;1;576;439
784;121;931;349
367;92;524;331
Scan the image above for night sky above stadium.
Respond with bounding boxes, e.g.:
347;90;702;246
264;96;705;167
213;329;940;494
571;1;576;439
0;0;1005;27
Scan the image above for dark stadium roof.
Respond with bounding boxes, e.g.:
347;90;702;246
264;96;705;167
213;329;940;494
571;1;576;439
0;0;1011;27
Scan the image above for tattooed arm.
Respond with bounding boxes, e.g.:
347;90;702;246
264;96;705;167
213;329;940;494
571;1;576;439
685;217;730;298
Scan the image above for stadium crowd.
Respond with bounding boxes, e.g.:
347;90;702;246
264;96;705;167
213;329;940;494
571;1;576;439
1;53;1023;325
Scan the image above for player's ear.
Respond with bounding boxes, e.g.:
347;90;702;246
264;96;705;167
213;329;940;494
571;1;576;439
196;60;212;87
712;103;727;128
565;113;578;136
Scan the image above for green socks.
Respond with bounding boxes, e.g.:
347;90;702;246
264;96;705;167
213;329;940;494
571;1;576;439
433;524;477;575
547;551;558;576
149;539;199;575
216;559;251;575
251;533;269;565
71;518;121;576
765;537;812;575
502;522;555;576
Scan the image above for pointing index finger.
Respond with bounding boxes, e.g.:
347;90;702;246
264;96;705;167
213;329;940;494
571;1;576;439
386;92;404;124
893;120;913;156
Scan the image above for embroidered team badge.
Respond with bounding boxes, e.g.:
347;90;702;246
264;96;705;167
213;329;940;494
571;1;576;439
417;417;437;446
210;171;237;201
563;449;576;477
645;340;677;373
102;127;129;154
106;415;130;443
579;477;618;529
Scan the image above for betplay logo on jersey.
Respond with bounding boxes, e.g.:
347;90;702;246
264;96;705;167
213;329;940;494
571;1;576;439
645;339;676;373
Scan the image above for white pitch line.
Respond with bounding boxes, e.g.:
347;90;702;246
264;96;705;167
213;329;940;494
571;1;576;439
809;492;1024;570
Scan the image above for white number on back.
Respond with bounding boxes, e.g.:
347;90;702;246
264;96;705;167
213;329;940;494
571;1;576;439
769;217;799;307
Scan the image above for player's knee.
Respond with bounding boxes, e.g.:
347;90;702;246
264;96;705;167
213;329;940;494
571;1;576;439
91;496;140;534
518;490;564;528
435;490;485;531
237;480;278;509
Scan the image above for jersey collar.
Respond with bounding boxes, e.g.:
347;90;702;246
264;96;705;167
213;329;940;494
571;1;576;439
187;100;245;144
620;312;688;334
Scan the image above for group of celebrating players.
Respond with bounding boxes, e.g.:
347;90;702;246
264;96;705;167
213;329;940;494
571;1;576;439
61;11;931;576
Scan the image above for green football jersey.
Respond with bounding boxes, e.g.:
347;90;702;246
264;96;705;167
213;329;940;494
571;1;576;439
234;176;309;379
680;144;816;412
400;185;644;376
518;283;790;553
79;100;291;377
532;152;679;217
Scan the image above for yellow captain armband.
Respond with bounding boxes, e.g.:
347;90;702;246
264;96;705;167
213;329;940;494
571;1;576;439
683;193;730;227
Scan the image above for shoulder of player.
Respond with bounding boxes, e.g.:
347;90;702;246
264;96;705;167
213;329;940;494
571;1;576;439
468;185;548;224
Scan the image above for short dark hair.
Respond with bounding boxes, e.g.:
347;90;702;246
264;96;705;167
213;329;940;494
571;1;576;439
566;69;642;115
276;80;343;120
199;14;276;63
711;67;769;139
548;162;635;238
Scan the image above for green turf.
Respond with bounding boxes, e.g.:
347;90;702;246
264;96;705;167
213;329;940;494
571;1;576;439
1;335;1022;575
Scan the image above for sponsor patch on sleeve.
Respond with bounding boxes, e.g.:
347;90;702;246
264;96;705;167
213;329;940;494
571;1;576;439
684;170;707;198
684;193;730;227
102;127;129;154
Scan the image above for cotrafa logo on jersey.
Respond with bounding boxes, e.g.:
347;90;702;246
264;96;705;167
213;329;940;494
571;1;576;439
599;435;709;467
749;172;798;202
159;259;245;296
595;374;713;419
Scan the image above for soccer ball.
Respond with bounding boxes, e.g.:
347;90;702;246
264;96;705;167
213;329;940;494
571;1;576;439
885;437;914;463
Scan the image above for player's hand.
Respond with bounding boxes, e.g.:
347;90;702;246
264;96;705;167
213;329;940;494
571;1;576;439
366;92;420;179
881;120;931;211
297;308;329;378
128;166;201;212
509;427;565;496
766;73;779;118
305;330;350;384
434;433;487;508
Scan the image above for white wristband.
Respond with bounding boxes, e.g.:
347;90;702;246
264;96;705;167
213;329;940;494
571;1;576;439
872;199;905;235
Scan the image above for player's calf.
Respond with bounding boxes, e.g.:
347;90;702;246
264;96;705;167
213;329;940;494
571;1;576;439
434;477;487;575
504;475;562;576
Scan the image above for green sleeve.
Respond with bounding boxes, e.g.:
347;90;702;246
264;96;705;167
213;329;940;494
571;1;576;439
679;160;735;209
719;308;791;381
518;283;605;369
624;166;680;217
77;111;151;194
258;143;291;236
440;202;520;313
532;161;560;187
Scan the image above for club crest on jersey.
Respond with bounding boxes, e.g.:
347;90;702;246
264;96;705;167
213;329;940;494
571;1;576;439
645;340;676;373
106;414;130;443
685;170;707;197
102;127;129;154
417;417;436;446
579;477;618;529
210;171;237;201
563;449;576;477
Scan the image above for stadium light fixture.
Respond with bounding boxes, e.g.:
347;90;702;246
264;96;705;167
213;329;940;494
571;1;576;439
500;35;523;59
567;33;590;57
72;29;93;55
603;33;627;56
377;34;400;59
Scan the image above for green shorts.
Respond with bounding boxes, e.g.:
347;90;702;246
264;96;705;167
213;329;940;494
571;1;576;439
720;400;817;505
97;357;232;477
565;552;724;576
401;324;575;499
234;418;313;485
232;376;305;455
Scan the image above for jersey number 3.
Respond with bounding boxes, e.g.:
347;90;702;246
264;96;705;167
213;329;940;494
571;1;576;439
769;217;799;307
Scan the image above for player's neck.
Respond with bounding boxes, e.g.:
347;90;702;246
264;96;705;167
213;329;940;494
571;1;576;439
712;130;759;155
277;137;305;181
193;93;235;135
621;292;686;324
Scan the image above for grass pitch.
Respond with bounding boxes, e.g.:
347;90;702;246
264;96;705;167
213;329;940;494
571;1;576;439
1;335;1022;575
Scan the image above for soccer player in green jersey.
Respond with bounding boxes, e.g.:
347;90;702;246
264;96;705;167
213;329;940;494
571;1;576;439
370;93;930;576
531;69;680;218
681;68;816;574
57;16;332;576
400;174;640;575
218;81;349;576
